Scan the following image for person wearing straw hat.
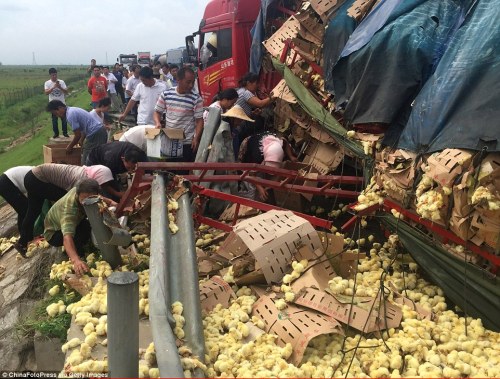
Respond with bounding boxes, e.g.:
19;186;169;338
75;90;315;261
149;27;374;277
221;104;255;158
237;132;297;201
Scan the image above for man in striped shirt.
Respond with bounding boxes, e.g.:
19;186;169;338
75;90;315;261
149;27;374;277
153;67;204;162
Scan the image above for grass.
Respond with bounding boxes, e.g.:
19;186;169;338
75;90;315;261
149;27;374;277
16;286;81;341
0;79;94;173
0;65;89;153
0;65;87;94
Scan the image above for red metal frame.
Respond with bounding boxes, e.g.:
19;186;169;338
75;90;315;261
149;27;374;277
117;162;364;229
340;200;500;271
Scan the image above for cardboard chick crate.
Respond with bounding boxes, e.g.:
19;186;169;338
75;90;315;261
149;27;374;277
252;295;343;364
217;210;323;284
43;144;82;165
291;244;337;293
199;276;236;313
294;287;402;333
303;139;344;174
425;149;473;188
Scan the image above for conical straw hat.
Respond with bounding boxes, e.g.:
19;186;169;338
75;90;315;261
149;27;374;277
221;105;254;122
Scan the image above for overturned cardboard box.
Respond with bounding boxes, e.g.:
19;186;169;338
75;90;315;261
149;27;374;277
376;149;416;204
252;295;343;364
199;276;236;313
217;210;323;284
293;287;402;333
425;148;473;188
303;139;344;174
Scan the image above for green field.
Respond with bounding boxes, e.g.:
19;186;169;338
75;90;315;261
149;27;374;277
0;65;92;172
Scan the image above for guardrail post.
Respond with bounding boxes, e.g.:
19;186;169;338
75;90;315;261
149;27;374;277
108;271;139;378
82;197;122;268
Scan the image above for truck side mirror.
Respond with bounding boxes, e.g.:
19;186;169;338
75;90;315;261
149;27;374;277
185;35;198;67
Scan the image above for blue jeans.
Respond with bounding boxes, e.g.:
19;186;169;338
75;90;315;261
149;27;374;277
52;113;68;136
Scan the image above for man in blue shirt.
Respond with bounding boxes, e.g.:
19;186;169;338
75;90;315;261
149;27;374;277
47;100;108;164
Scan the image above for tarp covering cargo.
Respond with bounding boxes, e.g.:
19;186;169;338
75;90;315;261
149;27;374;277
382;215;500;332
249;0;279;74
328;0;467;129
398;0;500;153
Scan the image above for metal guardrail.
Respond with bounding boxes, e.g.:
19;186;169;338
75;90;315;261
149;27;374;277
149;173;184;377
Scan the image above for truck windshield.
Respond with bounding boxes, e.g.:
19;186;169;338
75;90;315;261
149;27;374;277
200;28;232;70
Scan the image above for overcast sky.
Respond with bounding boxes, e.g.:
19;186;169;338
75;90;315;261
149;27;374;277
0;0;207;65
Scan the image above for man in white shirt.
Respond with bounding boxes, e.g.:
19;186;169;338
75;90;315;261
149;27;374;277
124;65;141;121
119;125;155;151
119;66;168;126
44;68;69;138
103;66;121;112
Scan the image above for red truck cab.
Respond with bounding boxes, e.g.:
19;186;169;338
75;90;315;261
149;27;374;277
187;0;261;105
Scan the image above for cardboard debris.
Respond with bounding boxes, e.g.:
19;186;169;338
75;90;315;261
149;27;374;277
252;295;343;364
291;245;336;292
347;0;378;21
317;231;365;279
199;276;236;312
425;149;473;188
303;140;344;174
390;283;434;321
478;154;500;188
291;38;319;62
217;211;322;284
296;7;325;45
219;204;260;222
309;122;337;144
295;287;402;333
61;274;93;296
198;248;225;276
263;16;300;58
310;0;340;21
449;171;474;240
470;209;500;251
271;79;297;104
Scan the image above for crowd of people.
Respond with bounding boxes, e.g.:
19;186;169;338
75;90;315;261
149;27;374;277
0;58;298;274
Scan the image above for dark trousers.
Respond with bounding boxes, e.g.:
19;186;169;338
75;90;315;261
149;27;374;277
20;171;67;246
164;144;195;175
116;85;126;104
0;174;28;232
47;219;91;256
52;113;68;136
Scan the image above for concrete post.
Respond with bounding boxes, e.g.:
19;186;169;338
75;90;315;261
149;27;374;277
82;197;122;268
107;271;139;378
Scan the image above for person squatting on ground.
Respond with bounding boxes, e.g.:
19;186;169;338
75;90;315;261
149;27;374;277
44;67;69;138
17;163;115;254
0;166;33;233
47;100;108;164
86;141;148;199
44;178;116;275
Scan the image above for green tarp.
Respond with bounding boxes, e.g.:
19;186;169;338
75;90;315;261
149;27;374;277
272;60;372;167
381;214;500;332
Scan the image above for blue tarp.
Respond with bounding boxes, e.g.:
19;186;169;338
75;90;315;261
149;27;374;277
398;0;500;153
249;0;278;74
329;0;467;129
323;0;358;94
